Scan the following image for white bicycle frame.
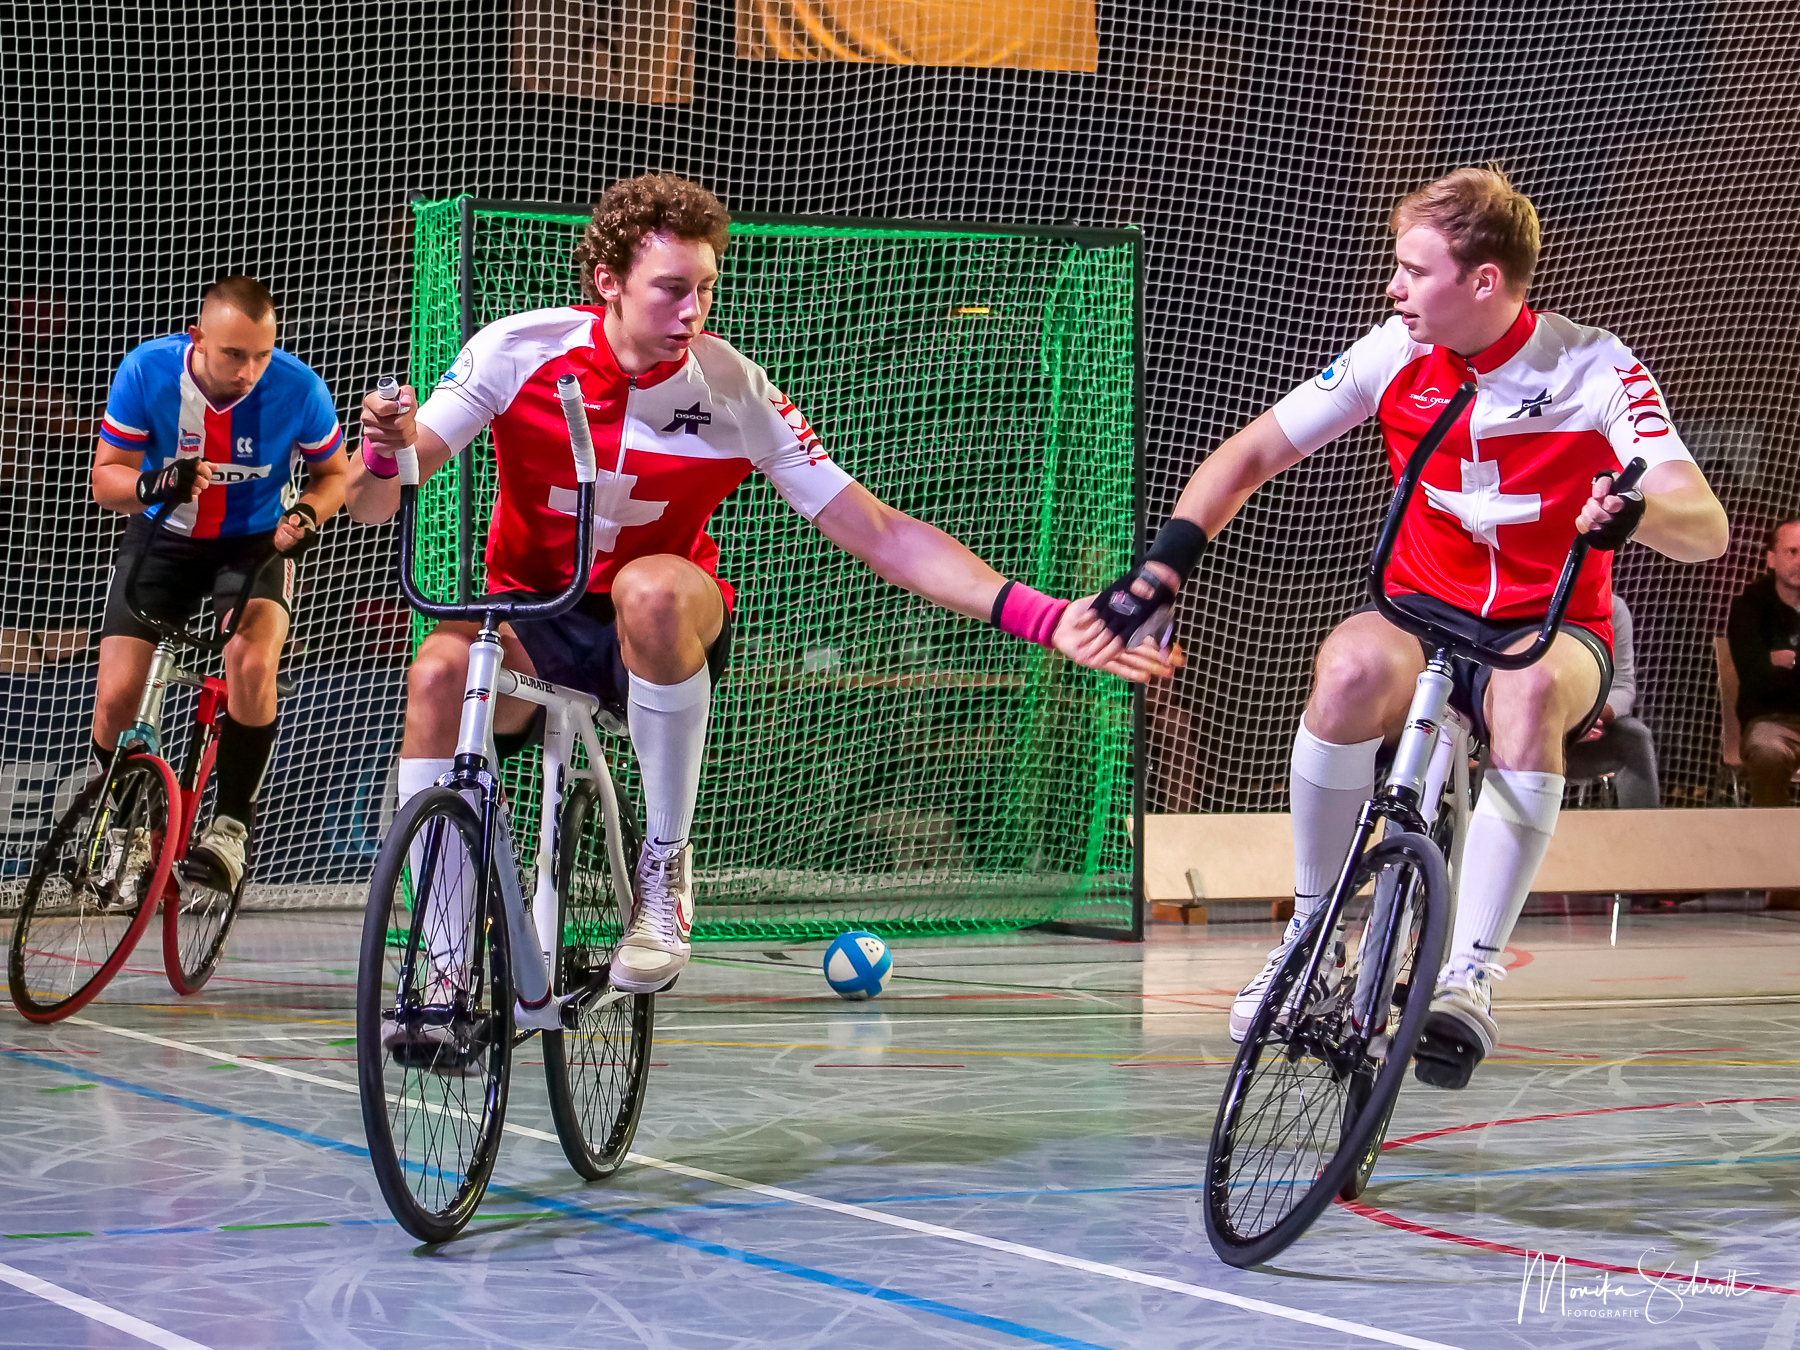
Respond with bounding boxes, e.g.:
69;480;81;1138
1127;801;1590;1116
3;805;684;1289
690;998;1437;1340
446;627;634;1026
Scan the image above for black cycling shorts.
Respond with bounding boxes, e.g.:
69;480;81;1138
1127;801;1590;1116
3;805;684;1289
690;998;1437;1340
1358;592;1613;747
101;517;294;644
497;587;734;722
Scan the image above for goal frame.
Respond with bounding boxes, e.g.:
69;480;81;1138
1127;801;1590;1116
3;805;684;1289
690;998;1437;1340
430;195;1147;942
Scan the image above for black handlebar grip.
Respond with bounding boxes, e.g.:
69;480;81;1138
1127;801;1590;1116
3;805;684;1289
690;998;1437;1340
1606;456;1649;496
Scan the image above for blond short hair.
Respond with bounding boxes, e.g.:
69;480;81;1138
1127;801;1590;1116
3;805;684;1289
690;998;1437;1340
1391;165;1540;294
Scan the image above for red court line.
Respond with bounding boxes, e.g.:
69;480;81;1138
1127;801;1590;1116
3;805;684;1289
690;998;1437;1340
1339;1198;1800;1298
1497;1044;1747;1058
812;1063;966;1070
1380;1095;1800;1152
1347;1095;1800;1297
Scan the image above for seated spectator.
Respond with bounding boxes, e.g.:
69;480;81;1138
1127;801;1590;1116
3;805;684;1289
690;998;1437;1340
1727;516;1800;807
1565;594;1660;808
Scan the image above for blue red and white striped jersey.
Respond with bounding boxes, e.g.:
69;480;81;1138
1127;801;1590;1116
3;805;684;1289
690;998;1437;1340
98;335;343;538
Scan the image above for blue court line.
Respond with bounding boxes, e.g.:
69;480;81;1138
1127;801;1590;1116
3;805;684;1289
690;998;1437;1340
0;1049;1114;1350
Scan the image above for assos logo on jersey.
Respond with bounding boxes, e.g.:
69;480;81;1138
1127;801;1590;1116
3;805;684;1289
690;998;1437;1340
1314;351;1351;391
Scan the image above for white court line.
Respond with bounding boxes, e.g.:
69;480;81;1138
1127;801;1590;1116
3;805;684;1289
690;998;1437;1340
70;1015;1461;1350
0;1260;213;1350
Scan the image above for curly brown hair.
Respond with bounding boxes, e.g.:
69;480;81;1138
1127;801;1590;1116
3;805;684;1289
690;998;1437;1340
574;174;731;301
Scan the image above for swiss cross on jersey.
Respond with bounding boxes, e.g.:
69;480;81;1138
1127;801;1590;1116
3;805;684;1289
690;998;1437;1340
1271;306;1698;648
414;306;858;605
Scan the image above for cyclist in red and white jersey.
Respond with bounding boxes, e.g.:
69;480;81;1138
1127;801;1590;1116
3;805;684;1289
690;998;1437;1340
348;174;1172;996
1075;166;1727;1088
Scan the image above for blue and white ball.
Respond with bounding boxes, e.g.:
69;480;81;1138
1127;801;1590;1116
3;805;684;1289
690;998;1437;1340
823;931;891;1000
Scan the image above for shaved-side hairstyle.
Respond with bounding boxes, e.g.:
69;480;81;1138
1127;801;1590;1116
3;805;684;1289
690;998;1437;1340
201;275;277;324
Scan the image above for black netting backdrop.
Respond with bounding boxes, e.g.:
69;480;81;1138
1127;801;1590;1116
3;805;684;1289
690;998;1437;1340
4;0;1796;905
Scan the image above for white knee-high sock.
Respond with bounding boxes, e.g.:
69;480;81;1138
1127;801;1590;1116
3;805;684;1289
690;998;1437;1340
1447;769;1564;969
396;756;472;983
628;667;711;849
1291;720;1382;914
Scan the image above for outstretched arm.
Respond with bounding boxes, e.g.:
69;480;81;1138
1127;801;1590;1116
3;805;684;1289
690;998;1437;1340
810;482;1180;682
1066;410;1303;651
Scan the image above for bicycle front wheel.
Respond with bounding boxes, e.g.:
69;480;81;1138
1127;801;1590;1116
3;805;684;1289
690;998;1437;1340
1204;829;1449;1267
164;742;246;995
9;754;179;1023
544;776;653;1179
356;787;513;1243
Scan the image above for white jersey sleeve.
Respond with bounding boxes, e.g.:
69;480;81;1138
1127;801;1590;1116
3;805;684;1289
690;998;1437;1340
415;308;591;455
735;360;857;520
1271;317;1419;456
1587;332;1695;472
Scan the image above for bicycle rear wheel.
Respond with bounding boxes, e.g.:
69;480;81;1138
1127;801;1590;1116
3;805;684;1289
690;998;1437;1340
356;787;513;1243
9;754;179;1022
1204;829;1449;1267
164;738;246;995
544;776;652;1179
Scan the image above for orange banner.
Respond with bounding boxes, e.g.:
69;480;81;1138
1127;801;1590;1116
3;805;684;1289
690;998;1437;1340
736;0;1097;72
513;0;695;104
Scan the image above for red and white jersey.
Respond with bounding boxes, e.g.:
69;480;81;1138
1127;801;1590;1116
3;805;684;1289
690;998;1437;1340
1272;306;1696;647
415;305;857;604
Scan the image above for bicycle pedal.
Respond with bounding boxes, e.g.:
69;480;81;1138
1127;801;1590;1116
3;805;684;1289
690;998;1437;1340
1413;1017;1484;1090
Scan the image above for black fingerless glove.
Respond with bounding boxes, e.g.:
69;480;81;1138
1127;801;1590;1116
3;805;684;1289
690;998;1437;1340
135;458;200;507
277;501;320;559
1092;519;1209;648
1583;473;1645;551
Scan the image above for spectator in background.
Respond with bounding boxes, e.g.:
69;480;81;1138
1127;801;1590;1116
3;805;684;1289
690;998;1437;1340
1565;594;1660;807
1727;516;1800;807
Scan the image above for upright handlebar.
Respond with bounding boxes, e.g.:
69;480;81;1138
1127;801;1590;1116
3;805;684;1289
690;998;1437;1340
1367;380;1647;671
391;372;598;623
125;499;280;654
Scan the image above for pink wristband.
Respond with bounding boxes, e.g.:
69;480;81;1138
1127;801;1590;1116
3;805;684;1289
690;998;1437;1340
993;581;1069;648
361;440;399;479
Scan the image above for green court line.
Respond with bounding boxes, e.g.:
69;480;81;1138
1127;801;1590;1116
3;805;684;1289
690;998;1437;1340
35;1083;96;1093
5;1232;92;1240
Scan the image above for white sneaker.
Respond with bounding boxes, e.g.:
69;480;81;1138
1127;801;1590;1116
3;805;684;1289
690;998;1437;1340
1415;957;1505;1090
185;815;249;892
611;840;694;993
1229;913;1305;1042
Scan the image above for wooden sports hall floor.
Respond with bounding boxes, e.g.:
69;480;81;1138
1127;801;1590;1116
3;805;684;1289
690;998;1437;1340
3;905;1798;1348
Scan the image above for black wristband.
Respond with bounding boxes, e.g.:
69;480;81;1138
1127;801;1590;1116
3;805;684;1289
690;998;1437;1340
1144;518;1210;581
989;580;1015;628
286;501;318;529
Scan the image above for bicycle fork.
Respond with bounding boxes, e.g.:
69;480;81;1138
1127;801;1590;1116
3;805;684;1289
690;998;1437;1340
1303;655;1469;1040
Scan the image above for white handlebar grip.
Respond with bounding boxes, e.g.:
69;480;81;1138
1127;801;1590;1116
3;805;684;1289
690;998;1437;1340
556;374;599;484
375;374;401;406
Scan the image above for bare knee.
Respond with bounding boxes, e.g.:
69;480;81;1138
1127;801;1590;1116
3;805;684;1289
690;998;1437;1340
404;631;475;753
1308;633;1416;740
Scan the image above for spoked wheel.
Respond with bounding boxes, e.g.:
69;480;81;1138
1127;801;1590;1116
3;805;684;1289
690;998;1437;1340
164;746;246;995
544;776;653;1179
9;754;180;1022
1204;830;1449;1267
356;787;513;1243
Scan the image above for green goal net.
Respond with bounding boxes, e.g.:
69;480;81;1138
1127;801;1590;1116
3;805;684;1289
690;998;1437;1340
409;196;1141;940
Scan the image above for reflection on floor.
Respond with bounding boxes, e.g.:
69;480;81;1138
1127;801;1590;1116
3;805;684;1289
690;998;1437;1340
1;909;1797;1349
